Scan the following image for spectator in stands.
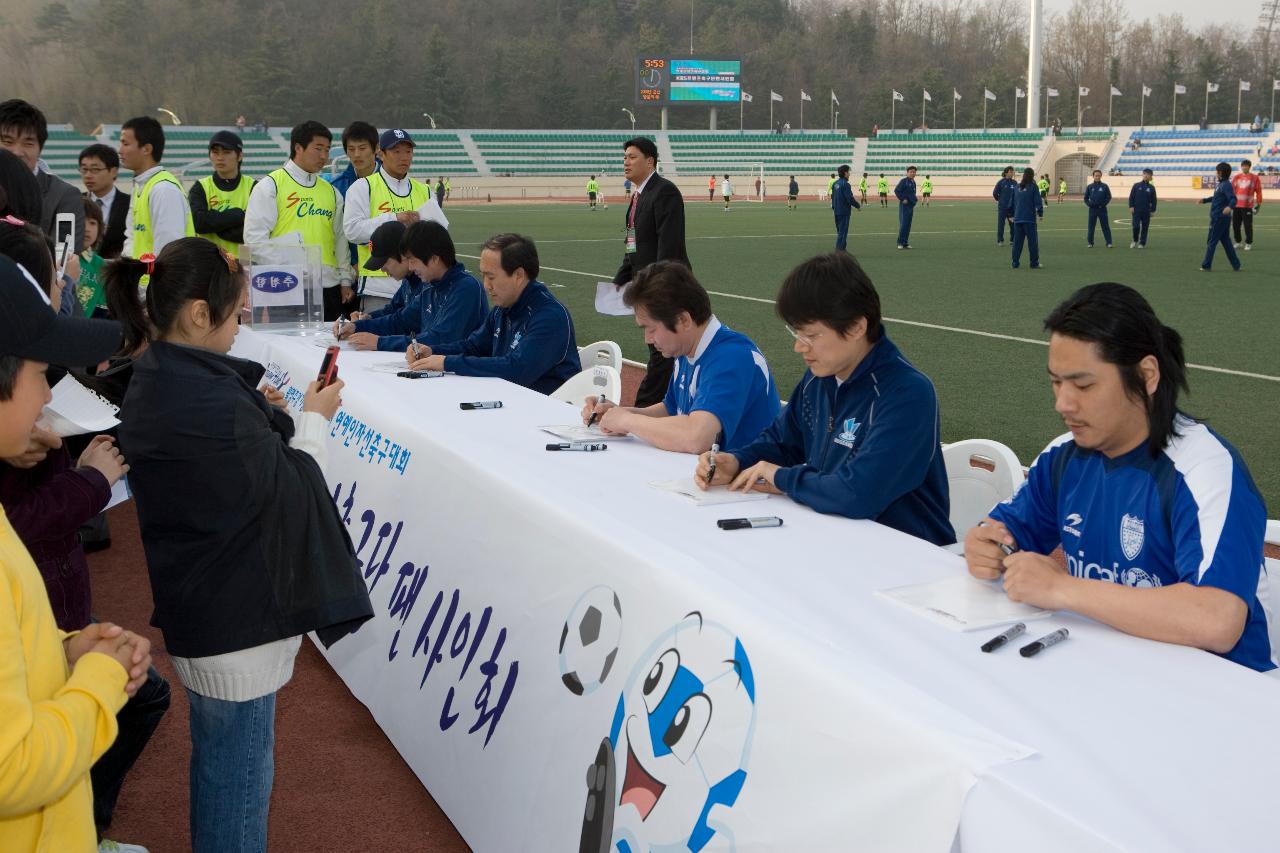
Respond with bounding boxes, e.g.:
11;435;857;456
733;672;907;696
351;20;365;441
0;253;154;853
965;282;1271;671
993;166;1017;245
1198;161;1241;272
871;123;879;138
582;261;780;453
612;136;690;407
118;115;194;263
190;130;254;257
1010;167;1044;269
77;195;108;314
696;252;954;546
79;143;129;259
245;120;354;321
0;99;84;254
830;164;860;250
1052;117;1062;136
407;233;581;393
339;220;486;353
105;237;373;853
893;165;918;249
1128;168;1157;248
342;128;444;315
1084;169;1114;249
0;148;43;223
1230;158;1262;251
1199;115;1208;131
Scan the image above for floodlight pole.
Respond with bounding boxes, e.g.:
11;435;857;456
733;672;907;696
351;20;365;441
621;108;636;132
1026;0;1043;128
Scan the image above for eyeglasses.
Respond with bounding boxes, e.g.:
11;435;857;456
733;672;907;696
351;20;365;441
78;166;109;175
784;325;825;347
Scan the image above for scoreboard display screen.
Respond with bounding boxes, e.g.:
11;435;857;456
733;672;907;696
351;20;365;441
636;57;742;104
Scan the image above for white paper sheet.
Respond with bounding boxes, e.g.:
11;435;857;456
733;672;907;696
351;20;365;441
650;478;772;506
364;361;423;375
875;575;1052;632
42;376;120;437
105;477;131;510
540;424;631;442
594;281;633;316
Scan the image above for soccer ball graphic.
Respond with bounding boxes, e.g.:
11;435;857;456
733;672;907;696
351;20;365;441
559;586;623;696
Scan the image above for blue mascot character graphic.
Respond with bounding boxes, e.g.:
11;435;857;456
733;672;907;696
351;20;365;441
579;612;756;853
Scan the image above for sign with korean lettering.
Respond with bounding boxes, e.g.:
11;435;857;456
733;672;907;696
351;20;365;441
248;265;305;307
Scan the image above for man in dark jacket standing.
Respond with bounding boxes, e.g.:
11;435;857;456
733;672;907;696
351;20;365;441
1083;169;1113;248
831;164;860;250
894;165;918;249
0;99;83;252
992;166;1017;245
613;136;691;407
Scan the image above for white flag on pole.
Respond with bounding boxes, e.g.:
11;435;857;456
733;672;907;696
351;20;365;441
892;90;905;102
741;91;753;103
1239;80;1251;92
1078;86;1090;97
923;89;932;102
953;89;962;100
1111;86;1122;96
770;90;783;102
1047;87;1059;97
1206;81;1219;93
1142;85;1152;97
801;90;812;102
1274;79;1280;91
1174;83;1187;95
984;88;996;101
831;90;839;105
1015;87;1025;98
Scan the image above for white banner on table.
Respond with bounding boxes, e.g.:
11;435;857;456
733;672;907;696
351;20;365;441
236;329;1034;853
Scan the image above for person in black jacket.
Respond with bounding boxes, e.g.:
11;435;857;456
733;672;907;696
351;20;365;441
104;237;373;853
0;99;85;253
613;136;691;408
79;143;130;259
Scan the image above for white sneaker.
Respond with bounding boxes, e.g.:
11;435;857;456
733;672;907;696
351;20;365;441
1129;242;1137;248
99;841;149;853
1244;244;1252;251
1233;243;1242;248
1137;244;1145;249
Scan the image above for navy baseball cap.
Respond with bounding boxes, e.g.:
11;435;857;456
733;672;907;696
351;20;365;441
378;129;415;151
209;130;243;152
0;255;121;365
364;220;407;271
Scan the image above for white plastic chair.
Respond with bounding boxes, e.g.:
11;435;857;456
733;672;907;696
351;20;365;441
577;340;623;371
1266;520;1280;547
550;365;622;409
942;439;1025;553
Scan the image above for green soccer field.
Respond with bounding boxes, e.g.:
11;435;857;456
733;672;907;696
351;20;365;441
441;197;1280;511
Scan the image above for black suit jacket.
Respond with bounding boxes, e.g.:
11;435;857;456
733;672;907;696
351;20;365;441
612;172;691;284
91;188;131;259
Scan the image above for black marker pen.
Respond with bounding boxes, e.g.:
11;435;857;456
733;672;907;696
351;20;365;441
460;401;503;410
717;517;783;530
980;622;1026;653
1020;628;1069;658
546;442;608;452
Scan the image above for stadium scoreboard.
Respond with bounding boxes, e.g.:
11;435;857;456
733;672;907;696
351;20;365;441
636;57;742;104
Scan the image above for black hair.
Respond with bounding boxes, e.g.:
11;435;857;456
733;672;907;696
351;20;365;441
401;220;457;267
623;137;658;162
837;164;850;178
1003;166;1014;176
480;233;539;280
0;98;48;149
290;121;333;159
776;252;882;342
1092;169;1102;176
622;260;710;332
1019;167;1036;188
906;165;917;172
82;195;104;250
122;116;166;162
103;237;244;355
0;221;56;297
1043;283;1188;456
341;121;378;152
1142;168;1153;176
1241;158;1252;168
79;143;120;170
0;149;43;222
0;355;19;401
1215;161;1231;181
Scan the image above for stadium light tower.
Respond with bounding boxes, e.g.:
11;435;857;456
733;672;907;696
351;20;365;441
1026;0;1043;129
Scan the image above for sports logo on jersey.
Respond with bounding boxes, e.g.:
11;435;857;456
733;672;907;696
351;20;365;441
1062;513;1083;538
834;417;861;448
1120;566;1160;588
377;201;393;213
286;191;300;209
509;330;523;350
1120;513;1145;560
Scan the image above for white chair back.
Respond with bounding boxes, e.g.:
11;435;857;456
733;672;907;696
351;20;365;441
551;365;622;409
943;439;1025;541
1265;519;1280;546
1264;557;1280;675
577;340;623;371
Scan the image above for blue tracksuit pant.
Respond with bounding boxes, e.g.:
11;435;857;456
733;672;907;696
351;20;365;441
1088;207;1112;246
1012;222;1039;267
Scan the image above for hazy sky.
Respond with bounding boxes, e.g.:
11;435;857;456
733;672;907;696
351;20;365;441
1040;0;1260;30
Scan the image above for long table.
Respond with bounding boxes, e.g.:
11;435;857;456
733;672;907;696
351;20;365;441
236;328;1280;852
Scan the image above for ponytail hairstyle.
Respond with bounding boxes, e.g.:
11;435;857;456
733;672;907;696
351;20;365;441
1019;167;1036;189
103;237;244;355
1044;283;1188;455
0;219;56;297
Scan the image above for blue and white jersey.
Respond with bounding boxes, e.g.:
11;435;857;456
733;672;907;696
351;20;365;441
990;416;1274;671
663;317;780;451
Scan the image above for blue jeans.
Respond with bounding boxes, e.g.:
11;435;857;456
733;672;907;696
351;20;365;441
187;689;277;853
834;213;850;250
897;203;914;246
1087;207;1112;245
1132;211;1151;245
1011;222;1039;267
1201;219;1241;270
996;209;1009;242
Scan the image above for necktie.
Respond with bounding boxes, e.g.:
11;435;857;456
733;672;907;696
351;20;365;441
627;192;639;230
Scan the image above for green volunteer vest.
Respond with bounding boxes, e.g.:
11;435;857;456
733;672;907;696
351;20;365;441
878;179;888;193
1038;180;1050;193
859;178;867;192
358;171;432;276
587;180;599;193
922;180;933;193
196;174;254;254
132;169;195;286
268;167;338;266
